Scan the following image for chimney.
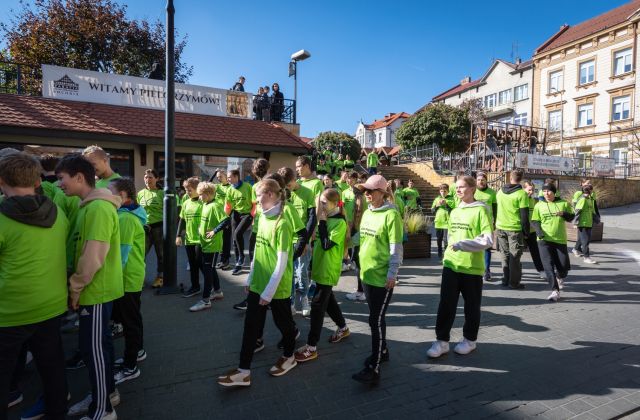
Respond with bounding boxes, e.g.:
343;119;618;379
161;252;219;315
460;76;471;85
516;58;522;65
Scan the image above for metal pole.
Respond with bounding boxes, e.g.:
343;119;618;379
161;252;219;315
159;0;179;295
293;60;297;124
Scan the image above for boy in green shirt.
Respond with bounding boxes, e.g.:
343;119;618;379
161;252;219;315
176;177;204;297
296;156;323;198
108;177;147;385
0;153;69;420
403;180;421;211
531;183;574;302
82;145;121;189
573;184;598;264
137;168;164;288
431;183;455;259
213;170;233;269
56;153;123;420
366;150;379;175
226;169;253;275
474;172;497;281
495;169;529;289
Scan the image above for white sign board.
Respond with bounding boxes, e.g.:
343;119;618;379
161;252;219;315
515;153;572;171
592;157;616;177
42;64;253;119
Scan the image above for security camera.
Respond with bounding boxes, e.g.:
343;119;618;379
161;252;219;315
291;49;311;61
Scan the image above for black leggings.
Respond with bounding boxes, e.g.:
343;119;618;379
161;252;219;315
575;227;592;257
200;251;221;299
239;292;296;369
435;228;448;257
112;292;143;369
349;246;363;292
232;212;253;265
526;233;544;272
145;223;163;276
184;245;203;290
363;283;393;373
538;240;571;291
307;284;346;347
435;267;483;342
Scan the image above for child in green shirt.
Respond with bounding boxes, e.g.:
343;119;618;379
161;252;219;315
0;153;69;419
431;183;455;259
57;153;122;419
217;179;297;387
294;189;350;363
176;177;203;297
573;184;598;264
531;183;574;302
108;177;147;386
523;181;545;277
403;180;421;211
226;169;254;275
137;168;164;288
82;145;121;189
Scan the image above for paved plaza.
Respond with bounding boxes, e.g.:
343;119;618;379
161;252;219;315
10;205;640;420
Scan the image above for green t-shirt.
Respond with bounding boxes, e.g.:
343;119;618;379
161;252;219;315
335;180;349;193
316;162;328;174
527;196;537;233
403;187;420;210
334;160;344;173
572;190;597;206
95;173;122;189
367;152;379;168
252;202;304;242
226;182;252;214
431;195;454;229
118;209;146;293
71;199;123;306
290;185;316;225
575;195;595;228
41;181;79;228
344;159;355;168
137;188;164;225
311;217;347;286
495;188;529;231
0;205;69;327
444;204;492;276
250;212;293;299
532;199;572;244
359;207;403;287
180;197;202;245
215;183;232;208
342;187;356;224
394;191;405;216
199;200;228;253
299;178;323;199
474;187;496;207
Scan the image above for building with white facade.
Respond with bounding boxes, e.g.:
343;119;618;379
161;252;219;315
430;58;533;126
532;0;640;168
355;112;411;148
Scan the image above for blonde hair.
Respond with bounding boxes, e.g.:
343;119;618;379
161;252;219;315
185;176;200;189
0;153;41;187
197;181;216;195
82;145;108;159
320;188;344;218
256;179;285;242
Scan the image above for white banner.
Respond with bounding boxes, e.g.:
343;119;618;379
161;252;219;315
42;64;253;119
515;153;572;171
593;157;616;177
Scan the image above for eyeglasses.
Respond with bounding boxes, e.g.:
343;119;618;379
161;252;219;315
363;189;374;194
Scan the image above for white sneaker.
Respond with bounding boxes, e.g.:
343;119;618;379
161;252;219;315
454;338;477;355
341;262;350;272
538;271;546;279
186;262;190;271
217;369;251;387
68;390;120;416
350;261;357;270
301;297;311;317
269;356;297;377
211;290;224;300
115;350;146;365
556;277;564;290
427;340;450;358
548;290;560;302
345;291;366;302
583;257;597;264
290;303;297;315
571;249;583;257
189;300;212;312
80;409;117;420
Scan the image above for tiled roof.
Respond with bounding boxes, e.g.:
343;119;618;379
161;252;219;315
431;79;482;102
299;136;314;144
535;0;640;54
366;112;411;130
0;94;311;152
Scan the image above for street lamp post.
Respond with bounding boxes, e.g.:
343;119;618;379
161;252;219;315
289;49;311;124
159;0;179;295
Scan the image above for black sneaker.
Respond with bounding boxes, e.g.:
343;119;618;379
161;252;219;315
182;287;201;298
277;327;300;350
231;265;243;276
65;352;85;370
233;299;248;310
510;284;525;290
254;338;265;353
364;348;390;367
352;367;380;385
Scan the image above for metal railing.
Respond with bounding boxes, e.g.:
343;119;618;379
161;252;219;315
251;96;296;124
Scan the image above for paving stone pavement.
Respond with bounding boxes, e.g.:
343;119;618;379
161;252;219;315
9;206;640;420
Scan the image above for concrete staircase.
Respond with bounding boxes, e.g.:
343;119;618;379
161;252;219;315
377;165;441;210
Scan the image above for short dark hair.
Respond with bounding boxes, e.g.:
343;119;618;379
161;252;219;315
296;156;311;168
145;168;159;178
0;153;41;188
277;167;296;184
55;153;96;187
39;154;60;172
264;173;286;190
511;169;524;183
252;158;270;179
110;177;137;204
461;175;477;188
228;169;240;179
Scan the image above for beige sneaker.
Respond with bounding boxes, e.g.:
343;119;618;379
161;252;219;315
269;356;297;377
294;345;318;363
329;327;350;343
151;277;163;288
217;369;251;387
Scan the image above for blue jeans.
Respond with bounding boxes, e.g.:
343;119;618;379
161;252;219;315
79;302;115;418
368;167;377;175
484;249;492;273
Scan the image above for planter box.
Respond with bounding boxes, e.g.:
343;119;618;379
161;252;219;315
566;222;603;242
405;232;431;258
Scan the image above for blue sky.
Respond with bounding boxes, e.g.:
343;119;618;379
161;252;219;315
0;0;630;138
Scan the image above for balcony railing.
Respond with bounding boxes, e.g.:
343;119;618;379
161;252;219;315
251;96;296;124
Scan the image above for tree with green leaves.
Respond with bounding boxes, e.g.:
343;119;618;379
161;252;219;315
0;0;192;85
314;131;361;161
395;102;471;154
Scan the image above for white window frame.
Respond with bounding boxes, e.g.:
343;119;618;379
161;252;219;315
549;70;563;93
578;104;594;127
484;93;497;109
514;84;528;101
612;95;631;121
548;110;562;132
498;89;511;105
579;60;595;85
614;48;633;76
514;112;528;126
612;148;627;165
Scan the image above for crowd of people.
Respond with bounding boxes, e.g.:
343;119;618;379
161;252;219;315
0;145;600;419
230;76;285;122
